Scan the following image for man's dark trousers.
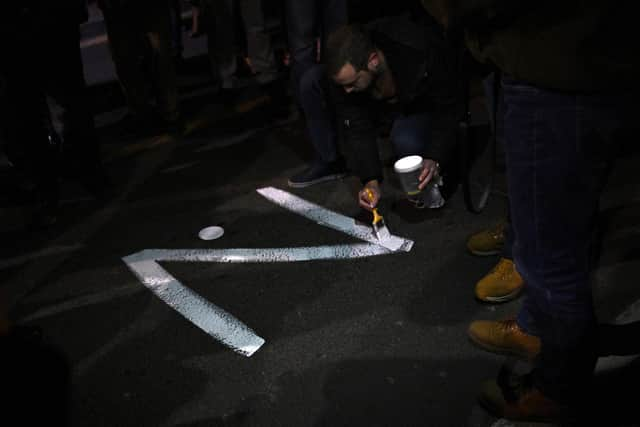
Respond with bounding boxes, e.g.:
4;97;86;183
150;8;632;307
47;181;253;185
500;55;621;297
503;76;632;403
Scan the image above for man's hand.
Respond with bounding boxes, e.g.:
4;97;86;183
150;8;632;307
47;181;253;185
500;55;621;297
359;180;381;212
418;159;439;190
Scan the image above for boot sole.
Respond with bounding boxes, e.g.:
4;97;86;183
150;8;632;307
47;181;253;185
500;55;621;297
287;173;346;188
476;286;523;303
467;330;537;361
467;247;503;256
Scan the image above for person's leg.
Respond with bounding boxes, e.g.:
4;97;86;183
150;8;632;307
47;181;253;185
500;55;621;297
44;22;101;170
390;112;431;158
288;65;345;188
144;0;180;124
202;0;238;89
169;0;184;60
390;112;446;209
1;14;59;226
501;78;625;405
102;6;154;118
239;0;277;82
299;65;338;164
285;0;317;103
319;0;348;56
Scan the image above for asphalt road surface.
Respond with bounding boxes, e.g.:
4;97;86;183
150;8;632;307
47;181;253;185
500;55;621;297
1;7;639;427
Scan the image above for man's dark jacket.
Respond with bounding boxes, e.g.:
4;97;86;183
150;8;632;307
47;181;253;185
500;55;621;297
420;0;640;93
333;14;462;184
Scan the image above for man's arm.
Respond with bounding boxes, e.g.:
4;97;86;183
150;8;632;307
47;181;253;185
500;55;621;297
332;87;383;186
332;87;385;211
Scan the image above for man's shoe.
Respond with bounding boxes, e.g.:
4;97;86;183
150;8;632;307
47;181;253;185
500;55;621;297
478;376;571;423
468;318;540;360
467;222;506;256
288;161;347;188
475;258;524;303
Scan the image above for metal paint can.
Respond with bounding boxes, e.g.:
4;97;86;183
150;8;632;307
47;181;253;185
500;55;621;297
394;155;424;197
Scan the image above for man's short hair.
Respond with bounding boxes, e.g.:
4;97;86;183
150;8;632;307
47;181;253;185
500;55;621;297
326;25;376;77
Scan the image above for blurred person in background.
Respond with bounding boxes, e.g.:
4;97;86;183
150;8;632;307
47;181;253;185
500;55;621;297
98;0;182;135
0;0;109;228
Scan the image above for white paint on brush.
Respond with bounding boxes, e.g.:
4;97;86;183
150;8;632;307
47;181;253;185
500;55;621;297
123;253;265;357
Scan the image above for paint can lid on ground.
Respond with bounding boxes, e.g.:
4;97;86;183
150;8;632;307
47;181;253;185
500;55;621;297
198;226;225;241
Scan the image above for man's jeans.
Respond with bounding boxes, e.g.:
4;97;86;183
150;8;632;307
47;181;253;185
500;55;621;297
503;77;631;403
300;65;432;167
390;111;432;159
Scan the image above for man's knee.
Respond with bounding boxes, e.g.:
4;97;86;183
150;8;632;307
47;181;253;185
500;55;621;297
391;127;424;157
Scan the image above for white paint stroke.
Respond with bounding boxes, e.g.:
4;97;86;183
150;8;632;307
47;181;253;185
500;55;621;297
122;188;414;357
0;244;84;270
257;187;414;252
122;244;391;357
123;253;265;357
132;245;391;264
595;297;640;374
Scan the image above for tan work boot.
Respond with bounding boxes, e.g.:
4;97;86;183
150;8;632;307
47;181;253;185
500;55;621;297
468;318;540;360
466;222;505;256
475;258;524;303
478;378;571;423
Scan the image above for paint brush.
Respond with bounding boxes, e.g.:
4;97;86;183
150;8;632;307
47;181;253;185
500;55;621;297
365;188;392;241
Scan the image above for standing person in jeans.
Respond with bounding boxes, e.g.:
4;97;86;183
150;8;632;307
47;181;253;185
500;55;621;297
99;0;182;134
285;0;349;187
421;0;639;421
200;0;278;90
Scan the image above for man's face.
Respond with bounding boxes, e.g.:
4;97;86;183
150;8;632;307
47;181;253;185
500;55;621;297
333;62;377;94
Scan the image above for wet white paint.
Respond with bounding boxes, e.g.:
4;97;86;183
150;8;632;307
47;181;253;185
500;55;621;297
123;187;415;357
257;187;414;252
123;253;265;357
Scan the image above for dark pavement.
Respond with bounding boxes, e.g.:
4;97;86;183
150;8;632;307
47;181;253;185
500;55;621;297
1;6;639;427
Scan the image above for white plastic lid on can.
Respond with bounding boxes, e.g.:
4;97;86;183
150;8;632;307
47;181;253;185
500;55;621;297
394;155;423;174
198;226;225;241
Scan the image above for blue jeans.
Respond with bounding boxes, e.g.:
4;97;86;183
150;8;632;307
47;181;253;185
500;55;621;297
503;77;631;403
390;112;432;159
299;65;339;165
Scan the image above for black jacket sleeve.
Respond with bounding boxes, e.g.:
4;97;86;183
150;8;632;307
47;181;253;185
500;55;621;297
332;87;384;184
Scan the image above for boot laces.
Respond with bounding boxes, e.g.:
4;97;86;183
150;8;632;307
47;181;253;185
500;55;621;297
489;222;506;240
491;259;514;280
